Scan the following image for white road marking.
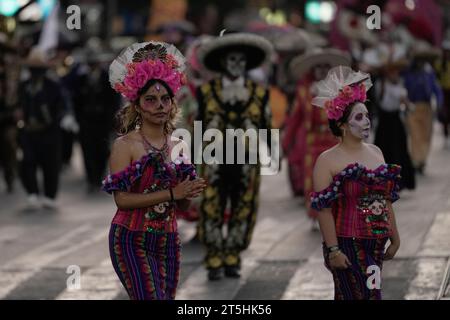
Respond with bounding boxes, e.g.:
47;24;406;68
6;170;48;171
0;224;109;299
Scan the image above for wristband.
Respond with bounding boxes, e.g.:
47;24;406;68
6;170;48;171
328;250;342;260
169;188;174;202
327;245;340;253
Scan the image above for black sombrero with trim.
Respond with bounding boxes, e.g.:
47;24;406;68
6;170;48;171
198;32;274;73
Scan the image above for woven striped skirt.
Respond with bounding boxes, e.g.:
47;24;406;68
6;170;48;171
323;237;388;300
109;223;181;300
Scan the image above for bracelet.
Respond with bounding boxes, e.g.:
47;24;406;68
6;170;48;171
328;250;342;260
169;188;174;202
327;245;340;253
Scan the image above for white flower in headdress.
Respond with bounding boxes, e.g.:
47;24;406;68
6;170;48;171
311;66;372;120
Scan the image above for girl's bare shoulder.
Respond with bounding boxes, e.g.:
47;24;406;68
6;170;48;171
365;143;385;161
111;132;145;158
316;145;341;166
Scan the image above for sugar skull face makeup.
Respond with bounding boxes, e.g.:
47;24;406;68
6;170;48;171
347;102;371;140
138;82;173;125
140;83;172;111
141;94;172;110
224;51;247;78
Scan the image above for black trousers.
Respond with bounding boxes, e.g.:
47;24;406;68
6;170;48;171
199;164;261;269
61;129;75;165
0;126;17;190
19;129;62;199
440;89;450;138
375;110;416;190
78;123;111;187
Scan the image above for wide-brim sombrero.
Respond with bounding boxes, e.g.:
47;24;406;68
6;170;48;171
275;28;311;53
412;40;441;60
244;22;310;53
362;43;410;71
289;48;351;80
198;32;274;73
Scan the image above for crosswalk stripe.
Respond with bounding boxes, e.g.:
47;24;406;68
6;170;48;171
54;219;199;300
176;215;299;300
281;246;334;300
0;224;109;299
0;225;27;245
52;215;303;300
177;259;260;300
404;257;447;300
417;211;450;258
404;210;450;300
56;259;124;300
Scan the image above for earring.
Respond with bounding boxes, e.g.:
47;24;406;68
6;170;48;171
135;113;142;130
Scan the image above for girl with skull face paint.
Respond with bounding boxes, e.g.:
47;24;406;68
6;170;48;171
103;42;206;300
310;66;401;300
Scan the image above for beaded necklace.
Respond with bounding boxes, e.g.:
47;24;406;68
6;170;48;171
139;130;169;161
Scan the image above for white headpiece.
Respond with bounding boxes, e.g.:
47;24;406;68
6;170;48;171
312;66;372;120
109;41;186;101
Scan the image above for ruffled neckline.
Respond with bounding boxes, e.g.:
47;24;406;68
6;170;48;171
102;151;196;194
332;162;398;178
323;162;401;189
310;162;402;210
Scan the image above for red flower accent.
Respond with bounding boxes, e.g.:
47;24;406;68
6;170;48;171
342;85;353;98
326;83;368;120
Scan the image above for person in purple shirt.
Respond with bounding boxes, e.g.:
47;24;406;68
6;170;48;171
402;56;443;174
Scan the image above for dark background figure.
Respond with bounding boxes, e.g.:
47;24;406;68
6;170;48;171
17;48;66;210
402;46;443;175
53;43;79;170
73;55;120;193
153;20;196;55
374;61;416;190
435;40;450;148
0;41;18;193
283;48;349;229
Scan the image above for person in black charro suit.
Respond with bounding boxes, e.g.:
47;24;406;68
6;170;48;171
196;33;274;280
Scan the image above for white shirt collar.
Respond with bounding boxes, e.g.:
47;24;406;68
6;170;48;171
222;76;245;88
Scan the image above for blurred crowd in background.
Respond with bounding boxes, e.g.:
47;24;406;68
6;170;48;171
0;0;450;224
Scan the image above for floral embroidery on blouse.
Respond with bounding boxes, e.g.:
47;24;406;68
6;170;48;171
310;163;401;210
309;163;401;238
101;151;197;232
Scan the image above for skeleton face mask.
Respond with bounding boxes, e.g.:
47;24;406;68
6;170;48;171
347;103;371;140
153;202;169;214
369;199;386;216
224;51;247;78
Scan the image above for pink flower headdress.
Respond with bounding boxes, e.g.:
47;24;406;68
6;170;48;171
109;42;186;101
311;66;372;120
